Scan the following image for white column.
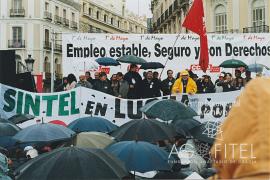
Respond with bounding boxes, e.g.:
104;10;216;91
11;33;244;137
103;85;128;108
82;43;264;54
232;0;240;30
28;0;35;18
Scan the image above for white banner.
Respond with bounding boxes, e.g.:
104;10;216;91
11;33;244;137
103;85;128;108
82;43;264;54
0;83;241;127
62;34;270;78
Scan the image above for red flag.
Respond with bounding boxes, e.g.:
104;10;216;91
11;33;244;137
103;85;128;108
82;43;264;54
182;0;209;72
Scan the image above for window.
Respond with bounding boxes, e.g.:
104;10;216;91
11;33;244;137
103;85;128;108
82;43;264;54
44;57;50;73
63;9;66;18
89;25;93;32
45;29;49;43
214;5;227;32
104;14;107;22
88;8;92;16
161;3;163;14
45;2;49;11
96;11;100;19
55;58;61;74
118;20;121;28
12;27;22;42
111;17;114;25
72;12;75;21
13;0;22;9
83;3;86;13
55;6;59;16
252;0;265;27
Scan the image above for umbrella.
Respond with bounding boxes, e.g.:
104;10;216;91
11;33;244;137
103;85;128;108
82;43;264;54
0;118;11;123
13;123;75;143
68;117;118;133
140;62;165;70
248;63;269;73
172;118;201;135
219;59;247;68
96;57;120;66
189;121;221;144
74;132;115;149
48;120;67;127
106;141;173;173
0;122;21;137
15;147;129;180
8;114;35;124
117;55;147;65
0;146;8;154
111;119;176;142
140;99;198;121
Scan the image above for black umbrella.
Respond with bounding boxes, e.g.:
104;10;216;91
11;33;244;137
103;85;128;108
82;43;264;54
96;57;121;66
111;119;176;142
172;118;201;135
8;114;35;124
140;62;165;70
116;55;147;65
0;118;11;123
15;147;129;180
0;122;21;137
189;121;221;144
0;146;8;154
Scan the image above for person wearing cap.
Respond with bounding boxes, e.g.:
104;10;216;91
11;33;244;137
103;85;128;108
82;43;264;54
124;64;142;99
161;70;176;96
116;72;129;98
93;72;113;95
172;70;197;95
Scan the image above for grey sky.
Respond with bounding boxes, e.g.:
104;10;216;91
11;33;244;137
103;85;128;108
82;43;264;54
126;0;152;18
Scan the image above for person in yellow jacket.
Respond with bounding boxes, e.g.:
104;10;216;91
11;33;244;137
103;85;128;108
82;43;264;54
171;70;197;95
210;78;270;179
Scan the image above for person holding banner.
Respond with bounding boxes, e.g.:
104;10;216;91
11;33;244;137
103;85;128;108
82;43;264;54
161;70;175;96
171;70;197;95
124;64;142;99
141;71;161;98
93;72;113;95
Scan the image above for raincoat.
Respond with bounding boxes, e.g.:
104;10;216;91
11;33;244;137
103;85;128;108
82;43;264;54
211;78;270;179
171;77;197;94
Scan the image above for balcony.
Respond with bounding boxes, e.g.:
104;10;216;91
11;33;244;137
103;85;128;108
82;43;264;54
243;25;269;33
161;14;164;24
8;40;25;48
10;8;25;17
165;9;169;20
54;15;62;24
71;21;78;29
54;44;62;52
44;41;51;50
169;5;173;16
209;29;240;34
44;11;52;21
62;18;69;27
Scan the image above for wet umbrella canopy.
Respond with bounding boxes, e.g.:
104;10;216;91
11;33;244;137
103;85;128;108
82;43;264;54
95;57;120;66
140;62;165;70
0;122;21;137
117;55;147;65
173;118;201;135
15;147;129;180
219;59;247;68
247;63;269;73
68;117;118;133
140;99;198;121
13;123;75;143
106;141;173;173
8;114;35;124
111;119;176;142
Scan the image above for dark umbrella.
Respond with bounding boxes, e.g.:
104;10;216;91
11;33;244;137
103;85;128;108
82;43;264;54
0;146;8;154
68;117;118;133
219;59;247;68
13;123;75;143
15;147;129;180
117;55;147;65
140;62;165;70
111;119;176;142
172;118;201;135
140;99;198;121
189;121;221;144
0;122;21;137
8;114;35;124
0;118;12;123
106;141;173;173
96;57;120;66
248;63;269;73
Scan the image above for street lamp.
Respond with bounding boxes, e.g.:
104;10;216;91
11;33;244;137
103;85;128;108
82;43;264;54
25;54;35;72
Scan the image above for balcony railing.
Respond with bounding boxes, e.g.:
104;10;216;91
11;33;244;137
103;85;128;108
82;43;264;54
54;15;62;24
44;11;52;20
8;40;25;48
54;44;62;52
10;8;25;17
44;41;51;50
243;25;269;33
62;18;69;27
71;21;78;29
208;29;240;34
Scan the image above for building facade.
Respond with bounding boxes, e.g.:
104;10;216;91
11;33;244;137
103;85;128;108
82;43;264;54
205;0;269;33
151;0;190;33
151;0;269;34
0;0;80;80
80;0;147;34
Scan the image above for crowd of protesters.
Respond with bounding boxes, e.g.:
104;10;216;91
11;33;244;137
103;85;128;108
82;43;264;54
55;64;252;98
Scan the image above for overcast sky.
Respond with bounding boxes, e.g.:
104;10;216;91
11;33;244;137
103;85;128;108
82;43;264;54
126;0;152;18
